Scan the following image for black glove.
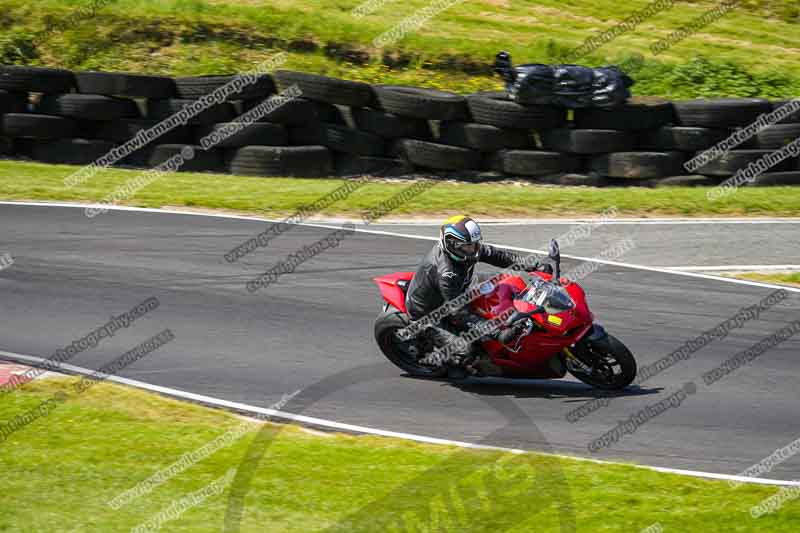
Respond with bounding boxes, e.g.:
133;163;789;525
498;320;527;346
449;311;483;333
537;263;554;275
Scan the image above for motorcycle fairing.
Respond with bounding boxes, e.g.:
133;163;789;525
373;272;414;313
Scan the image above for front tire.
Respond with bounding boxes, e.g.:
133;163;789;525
567;334;637;390
374;310;447;378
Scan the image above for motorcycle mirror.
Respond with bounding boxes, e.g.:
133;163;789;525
549;239;560;261
549;239;561;285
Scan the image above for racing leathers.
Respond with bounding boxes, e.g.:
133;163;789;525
405;242;547;366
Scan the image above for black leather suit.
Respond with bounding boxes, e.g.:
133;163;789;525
405;242;542;359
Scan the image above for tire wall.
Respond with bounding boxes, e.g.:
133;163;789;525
1;65;798;185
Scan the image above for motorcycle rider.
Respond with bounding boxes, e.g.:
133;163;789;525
404;215;552;368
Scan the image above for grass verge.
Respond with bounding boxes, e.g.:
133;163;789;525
1;160;800;218
733;272;800;287
1;375;798;532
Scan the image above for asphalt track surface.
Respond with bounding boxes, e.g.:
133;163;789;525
1;203;799;480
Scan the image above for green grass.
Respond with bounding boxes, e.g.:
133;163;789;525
734;272;800;286
1;376;798;532
1;0;799;96
2;159;800;218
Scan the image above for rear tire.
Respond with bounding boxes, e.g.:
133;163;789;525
568;334;636;390
374;310;447;378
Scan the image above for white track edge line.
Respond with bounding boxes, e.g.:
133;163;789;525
2;349;799;488
3;201;800;225
3;200;799;294
665;265;800;272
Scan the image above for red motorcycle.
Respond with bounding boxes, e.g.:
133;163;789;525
373;240;637;390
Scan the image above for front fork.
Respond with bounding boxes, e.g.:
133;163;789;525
563;323;608;373
563;346;592;373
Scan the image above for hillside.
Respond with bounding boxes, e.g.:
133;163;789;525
1;0;799;97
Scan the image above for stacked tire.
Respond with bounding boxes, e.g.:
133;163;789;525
566;97;682;185
1;62;798;187
465;91;585;183
269;71;376;177
272;76;431;177
0;67;73;162
652;98;800;186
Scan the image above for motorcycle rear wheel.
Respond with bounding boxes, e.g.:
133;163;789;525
567;334;637;390
374;310;448;378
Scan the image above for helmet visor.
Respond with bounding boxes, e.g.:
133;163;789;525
451;240;480;259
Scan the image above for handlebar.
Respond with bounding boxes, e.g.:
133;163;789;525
504;306;543;328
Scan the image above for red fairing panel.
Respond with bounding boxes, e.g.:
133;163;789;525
469;272;595;375
374;272;414;314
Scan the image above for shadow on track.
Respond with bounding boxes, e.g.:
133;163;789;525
402;374;664;401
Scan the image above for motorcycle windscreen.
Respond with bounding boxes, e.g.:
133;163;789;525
514;280;574;314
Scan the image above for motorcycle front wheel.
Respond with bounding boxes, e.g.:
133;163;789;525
567;334;637;390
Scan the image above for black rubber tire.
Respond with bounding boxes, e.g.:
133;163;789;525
674;98;772;128
174;74;275;101
196;122;288;148
91;119;194;144
590;152;685;179
650;175;723;187
568;334;636;391
748;171;800;186
467;91;565;130
729;130;760;149
573;96;674;131
227;145;334;177
38;94;141;120
693;149;797;176
532;173;608;187
394;139;481;170
753;124;800;149
374;85;469;121
274;70;374;107
75;71;176;99
0;137;15;156
241;96;320;124
0;66;75;93
638;126;731;151
602;177;657;188
27;138;117;165
334;153;412;176
147;99;237;125
438;121;533;152
375;310;447;378
312;101;346;125
494;149;580;176
290;123;386;156
351;108;431;139
541;128;635;154
1;113;79;139
770;100;800;125
124;144;224;172
0;90;28;114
